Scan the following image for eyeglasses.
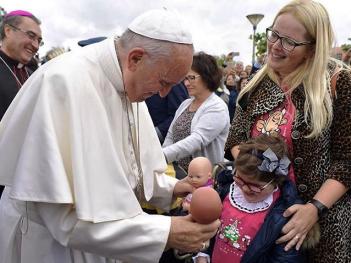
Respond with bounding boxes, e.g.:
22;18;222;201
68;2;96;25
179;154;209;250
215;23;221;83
8;24;44;47
266;28;314;52
233;175;274;193
184;74;200;82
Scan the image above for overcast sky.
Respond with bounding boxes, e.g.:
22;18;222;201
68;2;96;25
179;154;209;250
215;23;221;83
1;0;350;65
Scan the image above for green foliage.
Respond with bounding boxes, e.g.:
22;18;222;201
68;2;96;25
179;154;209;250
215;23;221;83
0;6;7;24
249;32;267;58
341;43;351;52
216;54;227;68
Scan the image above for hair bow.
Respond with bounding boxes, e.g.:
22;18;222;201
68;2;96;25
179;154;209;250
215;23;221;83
257;148;290;176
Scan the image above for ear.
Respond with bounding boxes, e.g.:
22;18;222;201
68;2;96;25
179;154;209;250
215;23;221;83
127;48;146;72
3;24;12;38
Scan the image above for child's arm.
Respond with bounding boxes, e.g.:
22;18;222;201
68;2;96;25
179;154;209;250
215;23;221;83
193;252;210;263
182;199;190;211
182;193;192;211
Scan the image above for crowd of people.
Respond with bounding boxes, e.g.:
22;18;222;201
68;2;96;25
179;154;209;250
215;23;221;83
0;0;350;263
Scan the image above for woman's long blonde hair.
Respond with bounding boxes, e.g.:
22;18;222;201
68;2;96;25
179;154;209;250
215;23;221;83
239;0;341;138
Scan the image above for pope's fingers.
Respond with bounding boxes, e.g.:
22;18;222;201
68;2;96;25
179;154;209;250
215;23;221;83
198;219;221;234
167;216;220;253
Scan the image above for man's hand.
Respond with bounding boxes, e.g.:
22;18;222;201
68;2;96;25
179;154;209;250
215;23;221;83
166;215;220;253
173;177;194;198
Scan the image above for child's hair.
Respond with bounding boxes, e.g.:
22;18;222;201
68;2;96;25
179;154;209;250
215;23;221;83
235;134;290;187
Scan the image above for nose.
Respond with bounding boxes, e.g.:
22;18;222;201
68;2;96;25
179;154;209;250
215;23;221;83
184;79;191;88
158;86;172;97
241;184;253;193
272;38;283;50
31;39;40;50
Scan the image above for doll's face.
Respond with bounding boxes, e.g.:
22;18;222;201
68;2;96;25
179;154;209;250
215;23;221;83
233;170;275;203
187;168;211;188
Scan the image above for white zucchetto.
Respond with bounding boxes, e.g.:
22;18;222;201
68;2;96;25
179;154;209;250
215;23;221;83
128;9;193;44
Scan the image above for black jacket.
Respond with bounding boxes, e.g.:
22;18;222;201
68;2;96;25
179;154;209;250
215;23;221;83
240;179;306;263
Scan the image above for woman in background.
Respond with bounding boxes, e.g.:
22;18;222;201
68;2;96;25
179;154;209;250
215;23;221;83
163;52;230;172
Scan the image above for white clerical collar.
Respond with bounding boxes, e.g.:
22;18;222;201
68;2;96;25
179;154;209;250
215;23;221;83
95;37;124;93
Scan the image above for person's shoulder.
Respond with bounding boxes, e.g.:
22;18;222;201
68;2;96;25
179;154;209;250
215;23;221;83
42;51;84;74
177;97;192;110
208;92;229;109
44;47;104;81
338;67;351;82
180;97;192;105
330;60;351;96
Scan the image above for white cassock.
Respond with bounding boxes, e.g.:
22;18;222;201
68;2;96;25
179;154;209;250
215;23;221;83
0;38;178;263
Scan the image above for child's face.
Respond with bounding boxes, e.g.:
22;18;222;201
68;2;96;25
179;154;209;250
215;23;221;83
233;170;275;203
188;170;210;188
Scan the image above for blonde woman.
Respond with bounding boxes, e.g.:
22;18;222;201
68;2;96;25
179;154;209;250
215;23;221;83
225;0;351;262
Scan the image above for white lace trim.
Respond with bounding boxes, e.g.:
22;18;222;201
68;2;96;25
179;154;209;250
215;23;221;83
229;183;277;213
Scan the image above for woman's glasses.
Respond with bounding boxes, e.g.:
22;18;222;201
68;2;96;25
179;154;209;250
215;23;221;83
184;74;200;82
266;28;314;52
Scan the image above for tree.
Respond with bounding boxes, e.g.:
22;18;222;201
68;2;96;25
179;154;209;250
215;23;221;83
216;54;227;68
249;32;267;58
0;6;7;24
341;43;351;52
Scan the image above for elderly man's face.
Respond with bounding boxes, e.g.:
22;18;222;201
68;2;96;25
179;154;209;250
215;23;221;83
3;17;42;64
126;46;193;102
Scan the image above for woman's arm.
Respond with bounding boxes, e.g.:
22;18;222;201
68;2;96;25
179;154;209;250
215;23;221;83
276;180;348;251
162;99;191;148
276;70;351;251
225;104;248;160
230;145;240;160
163;105;229;163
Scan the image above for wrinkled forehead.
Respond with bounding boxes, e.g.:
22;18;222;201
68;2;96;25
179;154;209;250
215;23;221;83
19;16;42;36
161;47;193;82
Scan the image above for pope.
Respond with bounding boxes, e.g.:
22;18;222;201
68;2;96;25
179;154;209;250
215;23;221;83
0;9;220;263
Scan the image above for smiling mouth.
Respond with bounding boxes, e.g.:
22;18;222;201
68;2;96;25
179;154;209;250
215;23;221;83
25;48;35;56
271;52;287;59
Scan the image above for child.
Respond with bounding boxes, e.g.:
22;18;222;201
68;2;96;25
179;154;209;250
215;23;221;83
182;157;213;212
196;134;317;263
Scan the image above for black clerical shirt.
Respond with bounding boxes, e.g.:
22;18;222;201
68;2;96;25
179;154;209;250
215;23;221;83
0;49;32;120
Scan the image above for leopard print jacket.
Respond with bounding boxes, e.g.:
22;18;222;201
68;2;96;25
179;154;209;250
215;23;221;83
225;62;351;262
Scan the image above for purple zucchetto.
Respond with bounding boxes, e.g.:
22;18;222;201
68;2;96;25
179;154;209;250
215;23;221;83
5;10;33;18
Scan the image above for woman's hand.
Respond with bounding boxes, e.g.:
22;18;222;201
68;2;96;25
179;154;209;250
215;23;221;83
173;177;194;198
276;203;319;251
